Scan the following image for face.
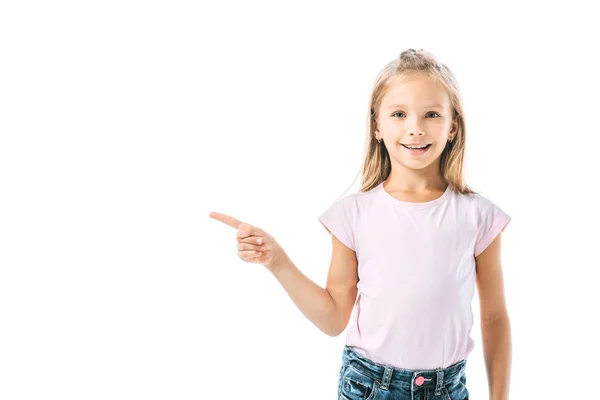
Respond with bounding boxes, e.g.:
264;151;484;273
375;73;457;171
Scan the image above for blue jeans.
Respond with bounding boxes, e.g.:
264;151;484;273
338;345;469;400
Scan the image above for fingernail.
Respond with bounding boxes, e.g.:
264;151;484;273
257;238;262;244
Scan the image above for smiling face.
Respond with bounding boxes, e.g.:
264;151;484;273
375;72;458;171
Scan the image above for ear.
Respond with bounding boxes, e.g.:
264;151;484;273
450;118;458;136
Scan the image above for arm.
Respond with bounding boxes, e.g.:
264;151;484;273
476;232;512;400
268;233;358;337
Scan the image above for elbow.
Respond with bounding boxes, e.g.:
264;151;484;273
325;322;346;337
481;312;510;326
322;320;344;337
326;312;349;337
327;329;342;337
321;324;340;337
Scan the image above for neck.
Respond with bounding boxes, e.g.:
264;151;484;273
385;165;446;193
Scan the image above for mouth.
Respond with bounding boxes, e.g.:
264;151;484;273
401;143;432;155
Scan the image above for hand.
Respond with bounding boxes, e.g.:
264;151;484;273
208;211;284;272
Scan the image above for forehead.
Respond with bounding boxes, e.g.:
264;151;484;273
381;74;449;109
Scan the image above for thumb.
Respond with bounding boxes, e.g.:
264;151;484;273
236;222;266;239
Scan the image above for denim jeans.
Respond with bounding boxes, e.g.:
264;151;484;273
338;345;469;400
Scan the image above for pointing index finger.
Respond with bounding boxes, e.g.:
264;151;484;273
209;211;243;229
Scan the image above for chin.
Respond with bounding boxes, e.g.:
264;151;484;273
396;153;441;169
402;162;433;171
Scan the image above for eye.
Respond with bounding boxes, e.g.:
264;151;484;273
392;111;440;118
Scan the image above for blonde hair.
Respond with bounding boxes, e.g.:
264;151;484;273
342;48;478;198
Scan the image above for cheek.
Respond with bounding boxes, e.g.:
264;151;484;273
378;120;394;131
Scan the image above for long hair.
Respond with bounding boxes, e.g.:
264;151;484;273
340;48;478;199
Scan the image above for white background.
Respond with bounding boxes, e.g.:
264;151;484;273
1;1;599;399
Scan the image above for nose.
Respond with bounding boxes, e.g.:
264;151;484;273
410;131;424;136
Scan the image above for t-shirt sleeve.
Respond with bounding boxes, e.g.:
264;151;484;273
318;196;357;252
474;195;511;257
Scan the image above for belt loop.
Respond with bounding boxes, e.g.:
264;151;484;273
379;365;394;390
434;367;444;395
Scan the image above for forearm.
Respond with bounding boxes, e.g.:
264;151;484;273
481;316;512;400
268;250;340;336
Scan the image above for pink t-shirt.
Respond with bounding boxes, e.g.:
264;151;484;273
318;181;511;370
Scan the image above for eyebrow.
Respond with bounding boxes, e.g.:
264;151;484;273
387;103;444;109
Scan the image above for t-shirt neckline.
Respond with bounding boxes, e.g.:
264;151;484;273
377;181;452;209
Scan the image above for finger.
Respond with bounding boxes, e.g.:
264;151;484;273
236;235;265;245
237;242;266;252
239;250;263;261
236;224;265;239
246;251;263;259
209;212;243;229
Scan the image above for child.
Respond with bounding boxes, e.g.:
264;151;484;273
209;48;511;400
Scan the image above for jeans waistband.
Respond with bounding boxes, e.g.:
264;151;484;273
342;345;467;393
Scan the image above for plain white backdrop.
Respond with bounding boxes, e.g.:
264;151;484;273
1;1;599;399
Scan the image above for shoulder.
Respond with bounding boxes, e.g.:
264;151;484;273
329;187;376;208
319;192;360;221
448;187;480;211
472;192;510;217
452;188;502;211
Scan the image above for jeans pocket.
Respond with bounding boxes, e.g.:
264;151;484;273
443;374;469;400
339;362;379;400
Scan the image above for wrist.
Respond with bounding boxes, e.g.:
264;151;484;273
266;245;288;274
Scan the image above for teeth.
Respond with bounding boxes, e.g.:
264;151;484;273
405;144;429;149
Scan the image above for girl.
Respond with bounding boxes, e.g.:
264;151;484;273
209;48;511;400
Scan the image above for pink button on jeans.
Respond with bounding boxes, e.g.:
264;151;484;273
415;376;425;386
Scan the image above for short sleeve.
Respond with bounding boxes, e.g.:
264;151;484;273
318;196;357;251
474;195;511;257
